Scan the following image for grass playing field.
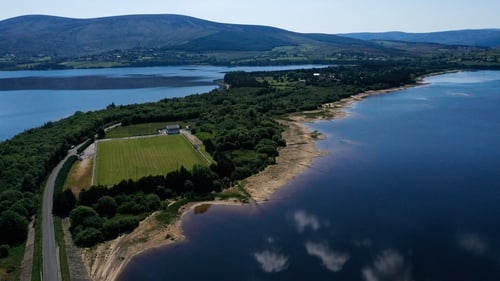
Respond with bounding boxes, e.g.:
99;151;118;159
94;135;207;186
105;122;180;138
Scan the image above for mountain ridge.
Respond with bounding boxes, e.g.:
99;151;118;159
340;29;500;47
1;14;498;69
0;14;382;57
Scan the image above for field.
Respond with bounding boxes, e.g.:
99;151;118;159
105;122;181;138
95;135;207;186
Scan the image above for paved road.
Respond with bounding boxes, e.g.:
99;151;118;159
42;146;79;281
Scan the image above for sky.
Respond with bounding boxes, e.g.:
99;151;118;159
1;0;499;34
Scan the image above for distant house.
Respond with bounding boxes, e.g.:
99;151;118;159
166;124;180;135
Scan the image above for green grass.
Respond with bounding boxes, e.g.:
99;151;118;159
194;131;214;142
256;76;299;90
54;218;70;281
61;61;126;68
156;194;216;225
95;135;207;186
0;243;25;281
156;198;190;225
215;187;249;203
106;122;179;138
32;210;42;281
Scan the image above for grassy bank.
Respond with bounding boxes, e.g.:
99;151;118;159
31;213;42;281
0;244;24;281
54;217;70;281
105;122;185;138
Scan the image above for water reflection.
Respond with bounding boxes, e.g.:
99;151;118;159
457;232;488;256
353;239;372;248
292;210;321;233
254;250;289;273
362;249;412;281
305;241;350;272
193;204;212;215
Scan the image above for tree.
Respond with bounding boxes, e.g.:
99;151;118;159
19;197;37;217
0;245;9;258
117;200;142;215
165;166;191;193
53;189;76;217
191;164;218;193
73;227;103;247
211;152;234;178
144;194;161;212
183;179;194;192
0;210;28;245
9;202;29;217
94;196;117;218
203;138;215;153
78;186;109;206
102;216;139;240
97;127;105;139
0;190;24;207
69;206;103;230
21;174;37;192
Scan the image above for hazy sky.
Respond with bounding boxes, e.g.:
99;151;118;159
1;0;499;33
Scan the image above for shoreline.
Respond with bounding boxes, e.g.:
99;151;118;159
81;82;424;281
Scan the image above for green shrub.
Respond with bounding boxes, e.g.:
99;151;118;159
74;228;103;247
0;244;9;258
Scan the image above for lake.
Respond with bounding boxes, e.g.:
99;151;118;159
117;71;500;281
0;65;323;141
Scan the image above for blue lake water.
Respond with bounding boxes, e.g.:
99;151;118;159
0;65;322;140
117;71;500;281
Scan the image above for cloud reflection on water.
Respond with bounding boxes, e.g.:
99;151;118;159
353;238;372;248
293;210;321;233
305;241;350;272
458;232;488;256
362;249;413;281
254;250;289;273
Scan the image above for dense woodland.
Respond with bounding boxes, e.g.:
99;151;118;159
0;61;484;249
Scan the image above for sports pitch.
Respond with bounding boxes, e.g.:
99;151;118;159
94;135;207;186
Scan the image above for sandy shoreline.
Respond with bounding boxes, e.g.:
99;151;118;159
81;82;423;281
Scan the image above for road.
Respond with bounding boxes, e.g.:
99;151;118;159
42;146;79;281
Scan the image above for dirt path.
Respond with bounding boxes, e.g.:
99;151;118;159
62;219;91;281
66;143;95;196
20;219;34;281
180;129;211;164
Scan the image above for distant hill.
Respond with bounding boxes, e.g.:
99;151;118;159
0;14;385;58
340;29;500;47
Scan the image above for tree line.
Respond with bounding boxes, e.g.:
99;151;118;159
62;164;220;246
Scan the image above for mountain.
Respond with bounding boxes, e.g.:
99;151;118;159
0;14;385;58
340;29;500;47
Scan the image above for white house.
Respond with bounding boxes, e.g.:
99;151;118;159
166;124;180;135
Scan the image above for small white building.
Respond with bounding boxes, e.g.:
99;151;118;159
166;124;180;135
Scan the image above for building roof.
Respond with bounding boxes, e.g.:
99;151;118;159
166;124;180;129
